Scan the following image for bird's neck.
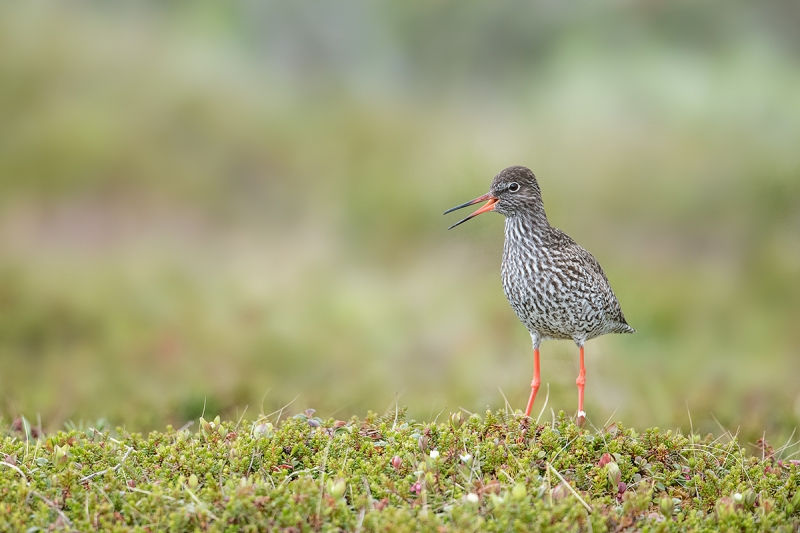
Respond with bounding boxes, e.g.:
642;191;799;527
505;205;549;233
504;209;551;250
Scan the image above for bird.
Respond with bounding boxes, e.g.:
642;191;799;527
444;166;634;424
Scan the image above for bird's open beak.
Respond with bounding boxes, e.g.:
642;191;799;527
443;193;498;230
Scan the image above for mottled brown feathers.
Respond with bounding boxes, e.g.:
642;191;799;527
492;166;634;346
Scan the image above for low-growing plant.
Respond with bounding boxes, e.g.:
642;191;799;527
1;410;798;532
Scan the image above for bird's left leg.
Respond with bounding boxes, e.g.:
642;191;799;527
524;333;541;418
576;344;586;426
524;347;540;417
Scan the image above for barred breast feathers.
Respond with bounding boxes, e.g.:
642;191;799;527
502;215;634;339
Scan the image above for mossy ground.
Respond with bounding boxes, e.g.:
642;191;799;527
1;410;799;532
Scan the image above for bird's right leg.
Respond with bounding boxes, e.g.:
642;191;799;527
575;344;586;426
524;346;541;417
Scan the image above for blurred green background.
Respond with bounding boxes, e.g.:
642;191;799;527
1;1;799;444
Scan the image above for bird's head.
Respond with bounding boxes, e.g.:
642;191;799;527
444;166;544;229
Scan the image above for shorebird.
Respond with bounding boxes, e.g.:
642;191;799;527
445;166;634;423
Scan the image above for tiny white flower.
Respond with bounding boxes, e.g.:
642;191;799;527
733;493;743;503
459;453;472;463
429;450;440;459
466;492;479;503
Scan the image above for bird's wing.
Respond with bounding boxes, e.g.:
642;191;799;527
547;231;629;326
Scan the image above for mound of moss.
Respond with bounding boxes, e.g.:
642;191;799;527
1;410;799;532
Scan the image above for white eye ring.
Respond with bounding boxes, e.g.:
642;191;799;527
508;182;520;192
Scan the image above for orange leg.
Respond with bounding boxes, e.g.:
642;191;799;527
576;345;586;424
524;347;541;417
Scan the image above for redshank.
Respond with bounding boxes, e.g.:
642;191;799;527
445;166;634;423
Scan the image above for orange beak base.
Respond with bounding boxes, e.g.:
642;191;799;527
444;193;499;230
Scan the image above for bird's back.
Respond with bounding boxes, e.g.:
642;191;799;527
501;217;633;344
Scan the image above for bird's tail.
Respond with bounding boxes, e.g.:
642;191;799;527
615;322;636;334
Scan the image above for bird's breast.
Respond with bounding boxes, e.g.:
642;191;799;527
500;225;599;340
501;237;548;322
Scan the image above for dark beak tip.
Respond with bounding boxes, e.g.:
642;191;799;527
443;192;493;216
444;192;497;230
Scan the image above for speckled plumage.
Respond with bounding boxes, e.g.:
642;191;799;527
494;167;634;348
445;165;634;420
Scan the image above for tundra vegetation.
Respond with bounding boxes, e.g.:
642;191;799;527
2;410;799;532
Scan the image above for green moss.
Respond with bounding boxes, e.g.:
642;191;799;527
1;411;798;532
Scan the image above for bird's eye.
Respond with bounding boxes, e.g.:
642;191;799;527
508;182;520;193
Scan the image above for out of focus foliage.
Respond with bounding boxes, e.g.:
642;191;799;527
0;1;799;442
